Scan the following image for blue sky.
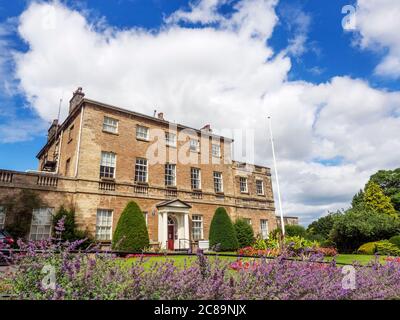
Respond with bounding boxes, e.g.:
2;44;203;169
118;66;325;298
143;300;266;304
0;0;399;224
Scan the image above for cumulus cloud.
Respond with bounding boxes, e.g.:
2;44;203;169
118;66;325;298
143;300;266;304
354;0;400;78
3;0;400;224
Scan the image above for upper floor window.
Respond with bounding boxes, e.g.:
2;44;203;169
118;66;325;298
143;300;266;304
103;116;118;133
192;215;203;241
96;209;113;241
135;158;148;183
189;139;199;152
239;177;248;193
165;163;176;186
256;179;264;195
68;125;74;142
191;168;201;190
100;151;116;179
136;125;149;141
260;219;269;240
0;206;5;230
165;132;177;147
29;207;54;241
212;144;221;157
213;171;223;193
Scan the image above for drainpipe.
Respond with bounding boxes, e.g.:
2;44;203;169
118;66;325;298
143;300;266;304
74;105;85;178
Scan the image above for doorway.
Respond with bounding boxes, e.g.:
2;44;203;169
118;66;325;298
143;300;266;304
167;216;175;250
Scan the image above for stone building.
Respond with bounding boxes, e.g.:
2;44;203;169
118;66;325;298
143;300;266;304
0;88;278;250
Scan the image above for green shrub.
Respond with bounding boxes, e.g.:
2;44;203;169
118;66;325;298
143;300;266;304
253;238;279;250
357;242;377;255
284;236;319;250
233;219;254;248
209;207;238;251
320;239;336;248
269;228;282;240
389;235;400;248
375;240;400;256
53;206;93;247
112;201;149;252
329;206;400;253
285;225;307;238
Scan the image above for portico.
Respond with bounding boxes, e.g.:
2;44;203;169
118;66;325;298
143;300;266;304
156;199;191;250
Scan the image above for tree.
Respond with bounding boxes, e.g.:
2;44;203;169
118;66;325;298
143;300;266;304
52;206;93;246
112;201;149;252
307;211;342;240
370;169;400;212
234;219;254;248
209;207;238;251
285;225;307;238
329;205;400;253
351;189;364;208
363;181;397;217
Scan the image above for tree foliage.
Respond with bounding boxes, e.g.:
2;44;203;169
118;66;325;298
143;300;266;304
209;207;239;251
363;181;397;217
307;211;342;240
370;168;400;212
112;201;149;252
329;205;400;253
285;224;307;238
233;219;254;248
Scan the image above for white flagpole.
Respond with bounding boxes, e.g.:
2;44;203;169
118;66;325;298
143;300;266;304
267;116;285;236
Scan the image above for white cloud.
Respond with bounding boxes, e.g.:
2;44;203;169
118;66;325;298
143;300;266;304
3;0;400;225
354;0;400;78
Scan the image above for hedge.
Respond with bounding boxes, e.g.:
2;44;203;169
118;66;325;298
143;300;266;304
209;207;239;251
112;201;149;251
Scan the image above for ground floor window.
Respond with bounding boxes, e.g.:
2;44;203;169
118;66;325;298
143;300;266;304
192;215;203;240
29;207;54;240
0;206;5;230
96;209;113;241
143;211;148;226
260;219;269;240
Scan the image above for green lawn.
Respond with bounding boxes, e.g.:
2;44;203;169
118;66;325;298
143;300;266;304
123;253;389;269
326;254;388;265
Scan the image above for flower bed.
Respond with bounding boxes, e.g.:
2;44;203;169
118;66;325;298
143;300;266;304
237;246;280;257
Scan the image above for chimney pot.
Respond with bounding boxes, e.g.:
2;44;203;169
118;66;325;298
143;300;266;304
157;112;164;120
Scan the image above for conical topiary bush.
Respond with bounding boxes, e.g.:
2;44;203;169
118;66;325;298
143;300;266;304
112;201;149;251
209;207;239;251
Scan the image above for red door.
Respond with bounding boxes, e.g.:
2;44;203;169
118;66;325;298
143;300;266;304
168;225;174;250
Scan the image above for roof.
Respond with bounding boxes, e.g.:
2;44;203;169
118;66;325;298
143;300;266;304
156;199;192;209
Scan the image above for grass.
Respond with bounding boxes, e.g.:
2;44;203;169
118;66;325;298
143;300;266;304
122;253;390;269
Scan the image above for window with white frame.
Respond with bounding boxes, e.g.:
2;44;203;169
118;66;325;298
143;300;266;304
165;163;176;186
239;177;248;193
135;158;148;183
212;144;221;157
0;206;5;230
165;132;177;147
192;215;203;240
256;179;264;195
189;139;199;152
213;171;223;193
191;168;201;190
103;116;118;133
136;125;149;140
96;209;113;241
100;151;116;178
29;208;54;241
260;219;269;240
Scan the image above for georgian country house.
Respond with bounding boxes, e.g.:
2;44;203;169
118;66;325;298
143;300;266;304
0;88;286;250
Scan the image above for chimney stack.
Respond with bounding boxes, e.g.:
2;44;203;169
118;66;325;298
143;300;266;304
69;87;85;113
48;119;59;141
157;112;164;120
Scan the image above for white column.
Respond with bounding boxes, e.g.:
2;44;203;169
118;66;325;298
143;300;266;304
162;211;168;249
184;213;189;249
158;212;163;248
